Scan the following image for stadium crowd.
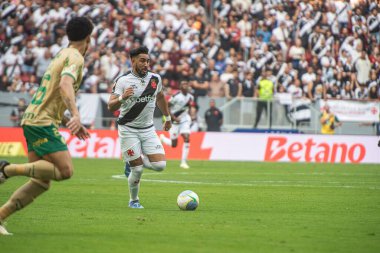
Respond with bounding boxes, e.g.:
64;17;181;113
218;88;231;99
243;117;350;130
0;0;380;102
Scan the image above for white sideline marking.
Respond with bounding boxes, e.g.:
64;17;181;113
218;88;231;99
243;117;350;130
111;175;380;190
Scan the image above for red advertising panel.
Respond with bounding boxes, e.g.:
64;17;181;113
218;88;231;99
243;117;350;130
1;128;379;164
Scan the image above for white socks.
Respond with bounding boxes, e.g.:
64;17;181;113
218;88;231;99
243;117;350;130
128;165;143;201
182;143;190;163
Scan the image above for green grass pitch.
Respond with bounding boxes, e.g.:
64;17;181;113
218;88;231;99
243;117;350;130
0;157;379;253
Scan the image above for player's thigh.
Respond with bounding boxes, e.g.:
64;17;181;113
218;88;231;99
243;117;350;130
28;151;41;163
43;150;73;173
179;120;191;135
141;130;165;162
120;132;143;163
146;153;166;162
169;123;180;140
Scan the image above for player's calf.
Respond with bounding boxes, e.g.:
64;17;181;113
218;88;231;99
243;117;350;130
128;165;143;202
171;139;178;148
0;179;50;223
124;162;131;178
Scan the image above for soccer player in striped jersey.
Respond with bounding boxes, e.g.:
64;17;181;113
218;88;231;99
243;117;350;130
0;17;93;235
160;81;194;169
108;46;171;209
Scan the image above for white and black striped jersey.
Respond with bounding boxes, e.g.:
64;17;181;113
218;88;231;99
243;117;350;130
169;91;194;123
367;14;380;33
112;70;162;129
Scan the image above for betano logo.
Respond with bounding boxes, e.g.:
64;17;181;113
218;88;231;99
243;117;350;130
264;136;366;163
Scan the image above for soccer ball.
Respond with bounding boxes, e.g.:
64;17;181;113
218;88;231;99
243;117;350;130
177;190;199;211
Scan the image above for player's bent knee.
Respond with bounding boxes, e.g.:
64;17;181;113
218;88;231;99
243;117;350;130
62;169;73;180
151;161;166;172
57;164;74;180
131;165;144;173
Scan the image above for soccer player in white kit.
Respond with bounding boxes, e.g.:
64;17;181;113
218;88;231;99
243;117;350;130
160;80;193;169
108;46;171;209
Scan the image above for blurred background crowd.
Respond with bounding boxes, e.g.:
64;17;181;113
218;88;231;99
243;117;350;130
0;0;379;102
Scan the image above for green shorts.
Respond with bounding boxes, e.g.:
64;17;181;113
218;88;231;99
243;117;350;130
23;124;68;157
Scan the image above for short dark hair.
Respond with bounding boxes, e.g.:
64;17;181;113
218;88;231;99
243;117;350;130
129;46;149;59
66;17;94;42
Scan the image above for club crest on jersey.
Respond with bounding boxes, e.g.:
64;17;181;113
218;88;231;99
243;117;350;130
151;80;157;89
127;149;135;157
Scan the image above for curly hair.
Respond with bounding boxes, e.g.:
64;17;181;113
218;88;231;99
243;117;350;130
66;17;94;42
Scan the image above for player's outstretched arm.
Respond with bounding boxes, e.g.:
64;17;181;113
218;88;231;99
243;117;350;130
60;75;82;135
156;91;172;131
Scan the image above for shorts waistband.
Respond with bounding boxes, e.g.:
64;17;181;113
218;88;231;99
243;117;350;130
124;124;154;130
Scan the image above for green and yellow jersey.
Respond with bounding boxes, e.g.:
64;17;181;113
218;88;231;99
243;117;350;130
21;47;84;127
320;111;340;134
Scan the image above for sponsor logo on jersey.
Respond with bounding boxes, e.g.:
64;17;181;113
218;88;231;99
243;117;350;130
33;138;48;147
128;95;156;104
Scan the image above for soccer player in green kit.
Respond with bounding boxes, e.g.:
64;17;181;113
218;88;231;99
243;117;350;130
0;17;93;235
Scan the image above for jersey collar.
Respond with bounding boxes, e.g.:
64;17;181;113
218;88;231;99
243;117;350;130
131;70;148;79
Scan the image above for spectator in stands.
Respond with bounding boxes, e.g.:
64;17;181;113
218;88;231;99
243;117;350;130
287;79;304;98
320;104;342;134
272;21;289;59
254;69;274;129
204;99;223;132
341;83;355;99
21;42;36;74
288;38;305;70
34;49;51;84
242;72;254;97
208;72;225;98
302;66;317;98
3;46;23;81
225;68;242;100
354;83;369;99
0;0;379;131
355;51;372;86
368;82;379;100
191;67;209;100
368;6;380;43
10;98;27;127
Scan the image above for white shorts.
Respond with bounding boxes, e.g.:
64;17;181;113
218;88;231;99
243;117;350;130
118;125;165;162
169;114;191;140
